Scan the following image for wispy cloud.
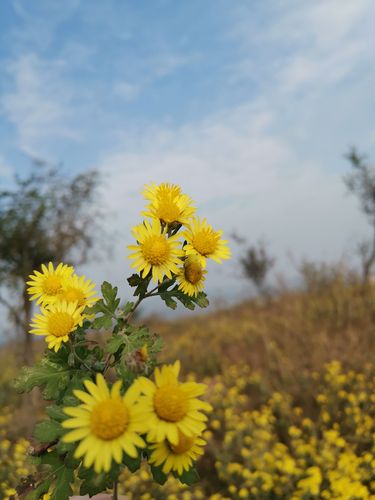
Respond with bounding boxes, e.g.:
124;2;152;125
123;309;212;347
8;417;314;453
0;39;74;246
1;53;81;155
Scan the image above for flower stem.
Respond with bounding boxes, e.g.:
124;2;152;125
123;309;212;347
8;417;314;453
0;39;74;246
113;480;118;500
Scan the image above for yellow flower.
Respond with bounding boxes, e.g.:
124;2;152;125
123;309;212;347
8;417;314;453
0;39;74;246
29;300;84;351
149;431;206;475
27;262;74;306
128;219;184;282
142;182;195;226
62;374;149;473
134;360;211;445
183;218;231;267
59;273;98;308
176;255;207;297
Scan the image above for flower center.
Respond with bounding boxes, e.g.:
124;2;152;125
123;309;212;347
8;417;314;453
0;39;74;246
184;261;203;284
48;312;74;337
42;275;62;295
156;198;181;224
142;235;170;265
63;287;85;306
91;399;129;440
170;431;195;454
154;385;188;422
192;229;218;256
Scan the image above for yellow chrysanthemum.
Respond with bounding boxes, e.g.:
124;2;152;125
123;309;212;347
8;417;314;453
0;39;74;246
62;374;149;473
59;274;98;308
29;300;84;351
183;217;231;267
128;219;184;282
134;361;211;445
27;262;74;306
143;182;182;202
142;182;195;226
149;431;206;475
177;255;207;297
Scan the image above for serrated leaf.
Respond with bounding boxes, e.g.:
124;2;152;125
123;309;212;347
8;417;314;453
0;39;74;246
194;292;209;308
45;405;66;422
178;467;200;485
127;274;143;287
34;420;63;443
25;479;51;500
107;335;126;354
93;314;112;330
51;467;74;500
160;293;177;310
101;281;119;312
150;465;168;485
14;360;70;400
123;301;134;314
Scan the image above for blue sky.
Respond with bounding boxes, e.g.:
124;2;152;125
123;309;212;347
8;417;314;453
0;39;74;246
1;0;375;318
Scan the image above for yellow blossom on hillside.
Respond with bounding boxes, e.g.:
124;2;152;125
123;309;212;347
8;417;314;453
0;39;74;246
59;273;98;308
62;374;150;473
29;300;84;351
142;182;196;226
177;255;207;297
27;262;74;306
128;219;184;282
149;431;206;475
183;218;231;267
134;360;211;445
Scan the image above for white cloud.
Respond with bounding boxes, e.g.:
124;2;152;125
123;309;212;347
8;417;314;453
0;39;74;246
88;100;368;314
1;53;80;155
113;82;141;101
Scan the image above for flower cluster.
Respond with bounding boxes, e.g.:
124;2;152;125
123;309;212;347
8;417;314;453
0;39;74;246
13;182;225;499
0;408;34;500
208;361;375;499
61;360;211;480
28;262;98;351
129;182;230;296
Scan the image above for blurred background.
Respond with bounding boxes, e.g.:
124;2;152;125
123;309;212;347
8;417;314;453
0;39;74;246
1;1;375;498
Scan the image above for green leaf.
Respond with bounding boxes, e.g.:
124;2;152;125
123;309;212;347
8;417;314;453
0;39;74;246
123;301;134;314
101;281;118;305
150;465;167;485
34;420;63;443
127;273;143;287
55;439;74;454
127;273;151;297
25;479;52;500
107;335;126;354
45;405;66;422
93;314;112;330
51;467;74;500
194;292;209;308
160;292;177;310
64;448;81;469
122;452;141;473
178;467;200;485
79;466;112;497
14;359;70;400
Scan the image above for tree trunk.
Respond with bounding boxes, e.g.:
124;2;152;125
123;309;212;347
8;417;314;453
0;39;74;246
22;284;33;365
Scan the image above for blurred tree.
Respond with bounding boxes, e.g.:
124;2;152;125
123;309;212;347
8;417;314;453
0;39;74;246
232;233;275;294
0;159;105;363
344;148;375;284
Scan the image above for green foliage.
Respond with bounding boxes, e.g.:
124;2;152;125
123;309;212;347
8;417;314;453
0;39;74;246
177;467;200;485
14;359;71;400
160;287;209;310
34;420;63;443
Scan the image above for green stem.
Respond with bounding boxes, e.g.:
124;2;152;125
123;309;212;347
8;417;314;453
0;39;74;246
69;339;95;373
113;480;118;500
